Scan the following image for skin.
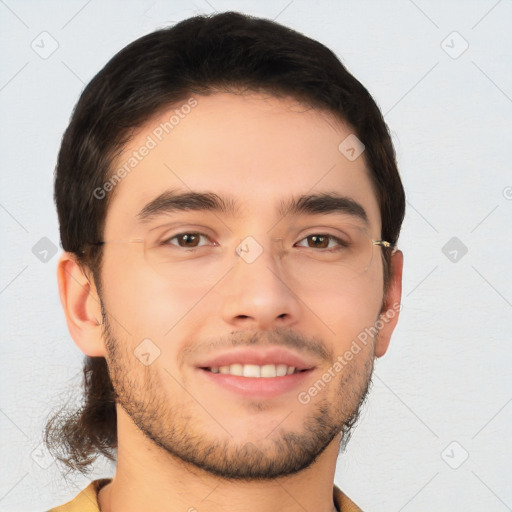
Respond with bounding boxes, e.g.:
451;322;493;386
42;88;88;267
57;92;403;512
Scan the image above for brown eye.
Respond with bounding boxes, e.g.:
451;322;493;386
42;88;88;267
296;234;346;250
178;234;200;247
164;233;211;248
307;235;329;248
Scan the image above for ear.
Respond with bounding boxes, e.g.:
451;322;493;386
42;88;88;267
375;249;403;358
57;252;107;357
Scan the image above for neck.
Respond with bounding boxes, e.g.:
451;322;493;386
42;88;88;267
98;408;341;512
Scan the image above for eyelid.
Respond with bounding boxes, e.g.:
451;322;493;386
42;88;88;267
296;224;356;240
294;233;348;249
150;220;217;237
162;231;218;247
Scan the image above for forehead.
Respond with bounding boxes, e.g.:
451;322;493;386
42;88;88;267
103;92;381;237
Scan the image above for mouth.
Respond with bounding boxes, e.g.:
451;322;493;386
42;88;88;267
195;348;316;398
201;363;307;377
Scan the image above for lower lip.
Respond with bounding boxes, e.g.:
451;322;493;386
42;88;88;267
197;368;313;398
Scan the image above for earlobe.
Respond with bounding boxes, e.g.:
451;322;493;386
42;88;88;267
375;249;403;358
57;252;106;357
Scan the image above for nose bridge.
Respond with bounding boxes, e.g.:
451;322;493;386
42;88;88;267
235;234;283;263
231;233;287;290
219;233;299;328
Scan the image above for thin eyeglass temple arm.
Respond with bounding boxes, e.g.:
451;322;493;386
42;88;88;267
373;240;392;248
79;239;144;254
373;239;398;254
91;239;144;245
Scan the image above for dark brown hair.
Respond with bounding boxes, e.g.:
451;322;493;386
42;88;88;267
47;11;405;474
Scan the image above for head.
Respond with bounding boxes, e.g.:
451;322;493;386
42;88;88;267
47;11;405;478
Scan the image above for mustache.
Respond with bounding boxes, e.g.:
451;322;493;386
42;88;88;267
180;327;333;364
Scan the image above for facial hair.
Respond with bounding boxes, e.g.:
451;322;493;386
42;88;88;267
101;308;374;481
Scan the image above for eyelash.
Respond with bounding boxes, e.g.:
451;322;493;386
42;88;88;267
162;232;348;251
162;233;217;249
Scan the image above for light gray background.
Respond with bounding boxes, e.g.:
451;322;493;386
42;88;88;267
1;1;511;511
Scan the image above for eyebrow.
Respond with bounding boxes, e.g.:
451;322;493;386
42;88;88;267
279;192;369;226
136;189;369;226
137;190;239;221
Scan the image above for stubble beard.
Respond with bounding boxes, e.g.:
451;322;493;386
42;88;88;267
102;312;374;481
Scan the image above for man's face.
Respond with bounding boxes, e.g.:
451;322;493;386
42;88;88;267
97;92;389;479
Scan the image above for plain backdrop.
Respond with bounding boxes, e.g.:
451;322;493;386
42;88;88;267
1;1;511;511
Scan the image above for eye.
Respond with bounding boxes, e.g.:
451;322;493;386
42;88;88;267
295;234;348;250
162;232;216;249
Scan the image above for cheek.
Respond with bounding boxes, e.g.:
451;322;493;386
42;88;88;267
302;269;383;356
101;252;207;341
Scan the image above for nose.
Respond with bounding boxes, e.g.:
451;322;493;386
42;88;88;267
219;236;301;330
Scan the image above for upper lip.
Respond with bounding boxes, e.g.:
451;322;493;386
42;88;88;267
195;347;316;371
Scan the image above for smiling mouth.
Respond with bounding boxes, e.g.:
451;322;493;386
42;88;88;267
201;363;309;377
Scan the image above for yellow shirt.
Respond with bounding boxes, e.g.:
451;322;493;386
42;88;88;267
47;478;362;511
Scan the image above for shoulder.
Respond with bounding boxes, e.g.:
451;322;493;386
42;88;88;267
46;478;112;512
333;483;363;512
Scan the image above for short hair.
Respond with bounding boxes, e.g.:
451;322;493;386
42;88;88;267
47;11;405;473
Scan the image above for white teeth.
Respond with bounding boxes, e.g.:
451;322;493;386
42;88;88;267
208;364;298;377
243;364;261;377
230;363;244;376
276;364;288;377
261;364;277;378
